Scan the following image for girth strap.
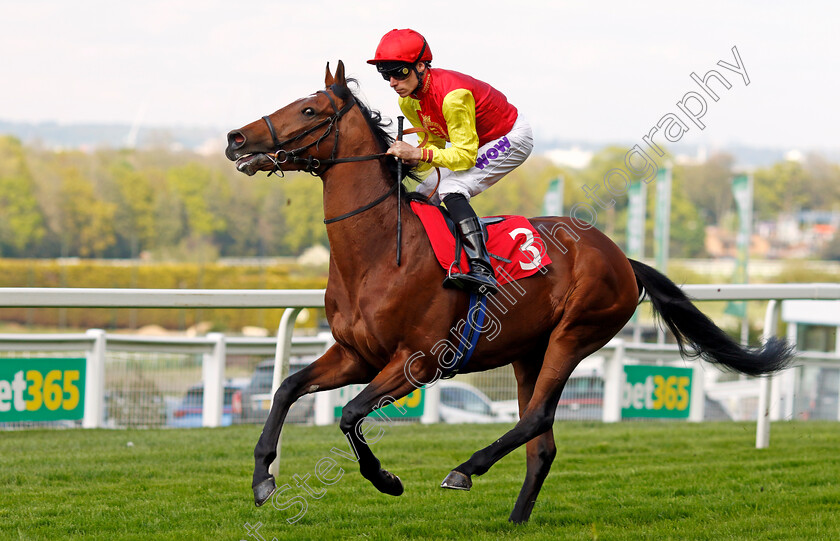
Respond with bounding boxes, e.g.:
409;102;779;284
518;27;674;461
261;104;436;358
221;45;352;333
443;292;488;378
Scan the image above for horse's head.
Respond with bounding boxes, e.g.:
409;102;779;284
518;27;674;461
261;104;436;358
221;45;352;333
225;61;356;177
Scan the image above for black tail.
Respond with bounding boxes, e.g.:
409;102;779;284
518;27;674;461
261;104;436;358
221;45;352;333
629;259;794;377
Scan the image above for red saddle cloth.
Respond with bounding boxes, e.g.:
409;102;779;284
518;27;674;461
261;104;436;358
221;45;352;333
409;201;552;286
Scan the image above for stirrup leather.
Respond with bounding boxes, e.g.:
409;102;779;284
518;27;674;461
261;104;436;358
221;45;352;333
442;217;498;295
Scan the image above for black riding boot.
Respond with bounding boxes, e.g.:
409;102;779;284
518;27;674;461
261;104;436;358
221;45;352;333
443;216;498;295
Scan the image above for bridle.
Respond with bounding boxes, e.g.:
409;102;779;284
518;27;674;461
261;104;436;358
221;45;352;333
261;85;389;178
258;84;413;266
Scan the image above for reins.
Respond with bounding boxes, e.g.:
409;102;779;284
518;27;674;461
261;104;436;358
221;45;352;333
323;181;400;224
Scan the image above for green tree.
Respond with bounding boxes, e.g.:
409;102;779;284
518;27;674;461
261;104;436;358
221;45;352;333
254;179;289;256
681;153;735;225
211;170;282;257
0;137;46;256
57;167;117;257
110;161;157;257
801;154;840;210
150;168;186;253
577;146;633;236
282;173;327;254
668;167;707;257
4;136;839;262
166;163;228;258
753;160;812;220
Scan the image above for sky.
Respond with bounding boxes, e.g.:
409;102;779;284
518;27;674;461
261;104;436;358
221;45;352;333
2;0;839;153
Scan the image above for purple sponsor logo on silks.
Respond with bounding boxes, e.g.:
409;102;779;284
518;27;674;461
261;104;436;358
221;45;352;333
475;136;512;170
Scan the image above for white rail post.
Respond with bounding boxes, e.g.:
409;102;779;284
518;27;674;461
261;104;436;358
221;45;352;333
783;322;799;421
689;360;706;422
83;329;106;428
202;332;226;428
756;300;780;449
270;307;302;477
837;370;840;422
602;339;624;423
770;373;784;421
314;389;334;426
313;331;337;426
421;382;441;424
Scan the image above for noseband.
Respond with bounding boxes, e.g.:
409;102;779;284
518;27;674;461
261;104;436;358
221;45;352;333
260;86;387;177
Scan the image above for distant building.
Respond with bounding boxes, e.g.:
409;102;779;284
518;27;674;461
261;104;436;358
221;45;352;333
718;210;840;260
704;226;770;258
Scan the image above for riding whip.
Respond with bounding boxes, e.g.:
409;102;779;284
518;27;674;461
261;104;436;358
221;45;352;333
396;116;404;267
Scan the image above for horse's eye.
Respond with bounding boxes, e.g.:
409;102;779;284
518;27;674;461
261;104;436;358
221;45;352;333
302;107;315;117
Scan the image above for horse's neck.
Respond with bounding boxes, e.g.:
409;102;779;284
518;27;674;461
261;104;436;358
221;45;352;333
321;161;406;273
320;108;424;287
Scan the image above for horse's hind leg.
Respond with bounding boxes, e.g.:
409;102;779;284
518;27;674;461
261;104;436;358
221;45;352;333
441;357;557;523
252;344;374;506
510;359;556;523
442;331;607;520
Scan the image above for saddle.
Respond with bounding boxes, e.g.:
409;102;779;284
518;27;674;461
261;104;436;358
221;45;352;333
408;200;552;286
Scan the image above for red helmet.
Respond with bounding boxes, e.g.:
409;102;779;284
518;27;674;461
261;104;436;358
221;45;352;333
367;28;432;65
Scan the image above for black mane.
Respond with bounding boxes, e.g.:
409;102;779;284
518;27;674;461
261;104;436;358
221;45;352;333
333;80;420;184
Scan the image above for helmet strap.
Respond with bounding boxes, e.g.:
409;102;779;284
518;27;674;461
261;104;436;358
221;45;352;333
412;63;426;94
411;38;429;93
413;39;428;64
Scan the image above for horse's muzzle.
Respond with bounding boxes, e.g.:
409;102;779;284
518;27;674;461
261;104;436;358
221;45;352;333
225;130;247;161
233;153;269;176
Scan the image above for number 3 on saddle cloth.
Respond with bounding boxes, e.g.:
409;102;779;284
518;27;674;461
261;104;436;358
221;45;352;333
409;200;553;377
409;200;552;285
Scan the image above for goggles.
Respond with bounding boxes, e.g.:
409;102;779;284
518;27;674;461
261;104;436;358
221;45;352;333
377;63;413;81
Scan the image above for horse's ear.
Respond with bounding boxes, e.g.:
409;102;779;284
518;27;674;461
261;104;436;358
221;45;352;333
335;60;347;88
325;62;335;87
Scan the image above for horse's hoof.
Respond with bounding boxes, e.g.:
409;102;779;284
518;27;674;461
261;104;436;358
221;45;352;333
440;470;472;491
378;470;404;496
367;468;404;496
253;477;277;507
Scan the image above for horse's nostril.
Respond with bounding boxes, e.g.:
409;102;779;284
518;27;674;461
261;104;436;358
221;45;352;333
228;131;245;148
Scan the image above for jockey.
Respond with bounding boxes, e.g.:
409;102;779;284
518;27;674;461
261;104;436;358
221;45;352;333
369;28;534;296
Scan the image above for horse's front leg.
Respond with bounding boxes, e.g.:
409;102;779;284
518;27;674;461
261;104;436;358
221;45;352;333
338;352;431;497
253;343;374;506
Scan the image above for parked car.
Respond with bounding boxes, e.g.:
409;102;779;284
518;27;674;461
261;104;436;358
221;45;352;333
234;358;315;424
438;381;517;423
555;375;604;420
170;382;244;428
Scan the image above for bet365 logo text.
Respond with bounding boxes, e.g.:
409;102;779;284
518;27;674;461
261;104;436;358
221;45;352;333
0;359;86;422
621;365;692;419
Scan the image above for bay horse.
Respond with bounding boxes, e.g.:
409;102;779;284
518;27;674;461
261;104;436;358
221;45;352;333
225;61;793;523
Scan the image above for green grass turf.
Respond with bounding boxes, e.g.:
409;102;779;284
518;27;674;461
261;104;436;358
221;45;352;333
1;421;838;540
